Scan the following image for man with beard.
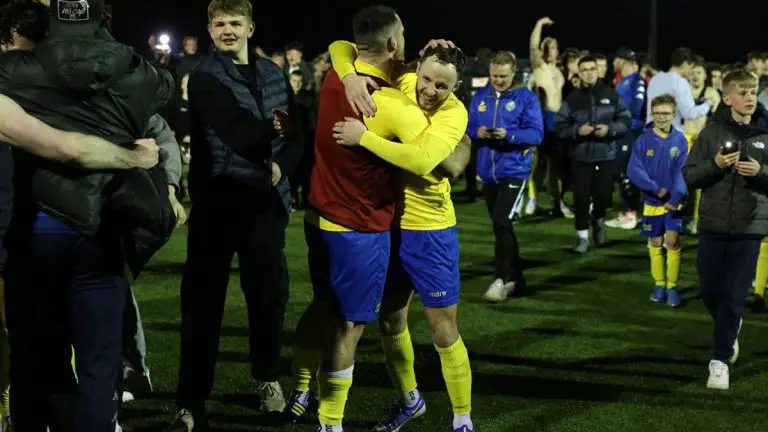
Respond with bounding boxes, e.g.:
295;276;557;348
322;40;473;432
0;0;175;430
286;6;470;432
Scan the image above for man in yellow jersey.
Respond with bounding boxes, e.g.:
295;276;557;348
287;8;471;432
329;41;473;432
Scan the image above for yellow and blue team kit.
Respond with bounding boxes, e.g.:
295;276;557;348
312;41;468;320
627;125;689;237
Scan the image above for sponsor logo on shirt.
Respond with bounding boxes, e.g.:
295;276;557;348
753;141;765;150
669;146;681;158
478;101;487;112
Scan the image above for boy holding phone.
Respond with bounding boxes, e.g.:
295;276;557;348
683;70;768;391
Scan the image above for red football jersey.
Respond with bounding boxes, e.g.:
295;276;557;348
308;69;399;232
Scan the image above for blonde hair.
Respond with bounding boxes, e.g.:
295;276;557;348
723;69;759;94
207;0;253;23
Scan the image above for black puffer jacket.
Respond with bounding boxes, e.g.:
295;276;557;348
554;81;632;163
0;29;174;238
683;103;768;236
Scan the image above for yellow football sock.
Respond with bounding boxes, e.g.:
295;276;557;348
0;330;9;417
381;328;417;394
693;190;701;224
649;245;665;287
291;347;321;393
666;248;681;289
317;365;354;426
436;337;472;416
528;153;538;199
754;241;768;297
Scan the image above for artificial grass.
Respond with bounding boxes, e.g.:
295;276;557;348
122;195;768;432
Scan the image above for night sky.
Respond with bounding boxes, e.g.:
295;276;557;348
36;0;768;68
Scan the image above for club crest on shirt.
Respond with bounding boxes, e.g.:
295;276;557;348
505;101;516;112
646;149;655;157
478;101;487;112
669;146;681;158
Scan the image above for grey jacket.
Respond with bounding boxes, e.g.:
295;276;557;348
147;114;181;189
683;104;768;236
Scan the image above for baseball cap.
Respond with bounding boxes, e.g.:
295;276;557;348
615;47;637;62
48;0;103;37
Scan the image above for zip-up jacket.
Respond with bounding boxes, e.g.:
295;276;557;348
627;124;688;210
189;53;303;212
0;29;174;238
467;84;544;183
683;104;768;236
555;81;632;163
616;72;647;132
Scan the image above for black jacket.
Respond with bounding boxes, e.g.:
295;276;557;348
555;81;632;163
0;30;174;238
1;31;175;278
683;104;768;237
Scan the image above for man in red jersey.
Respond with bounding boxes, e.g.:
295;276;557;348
288;6;465;432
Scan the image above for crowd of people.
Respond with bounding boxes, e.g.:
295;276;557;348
0;0;766;431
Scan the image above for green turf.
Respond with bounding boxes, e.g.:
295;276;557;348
122;192;768;432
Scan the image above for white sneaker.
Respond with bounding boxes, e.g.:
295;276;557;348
687;221;698;235
605;213;626;228
560;202;575;219
525;198;537;216
257;381;286;413
122;391;135;403
619;211;638;230
707;360;729;390
730;319;743;364
483;279;514;302
165;409;194;432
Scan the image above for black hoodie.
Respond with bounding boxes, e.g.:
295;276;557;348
683;103;768;236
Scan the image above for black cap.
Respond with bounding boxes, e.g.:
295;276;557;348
49;0;103;37
615;47;637;62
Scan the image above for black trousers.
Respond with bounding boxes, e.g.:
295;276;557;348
533;133;564;207
484;178;526;284
177;181;290;412
571;160;614;231
698;232;761;363
464;141;480;200
6;232;127;432
615;132;641;212
289;154;313;210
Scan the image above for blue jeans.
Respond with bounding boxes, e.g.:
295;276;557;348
698;231;761;362
6;232;127;432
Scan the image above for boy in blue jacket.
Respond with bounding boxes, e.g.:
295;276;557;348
627;94;688;307
466;51;544;302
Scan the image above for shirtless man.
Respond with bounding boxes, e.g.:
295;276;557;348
684;59;720;140
526;16;573;218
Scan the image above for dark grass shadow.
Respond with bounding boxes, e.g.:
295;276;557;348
532;273;601;291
